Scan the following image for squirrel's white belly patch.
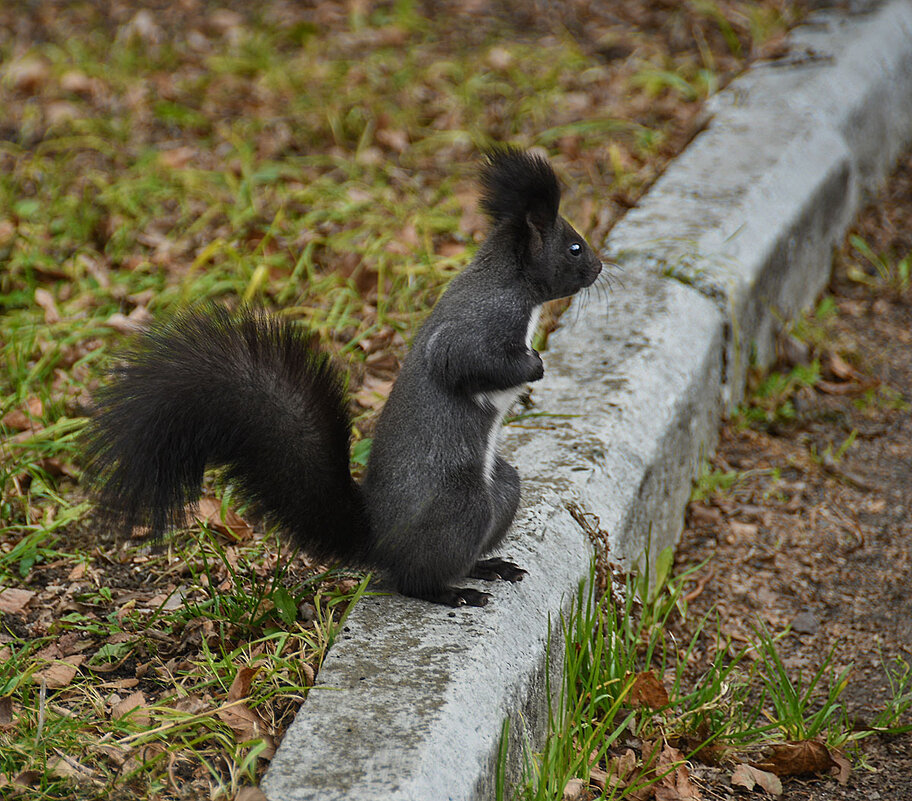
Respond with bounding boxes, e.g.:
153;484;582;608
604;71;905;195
476;305;542;485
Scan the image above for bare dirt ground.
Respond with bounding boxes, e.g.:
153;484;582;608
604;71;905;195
672;149;912;799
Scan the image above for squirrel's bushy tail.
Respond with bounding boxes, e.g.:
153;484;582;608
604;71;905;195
82;307;371;562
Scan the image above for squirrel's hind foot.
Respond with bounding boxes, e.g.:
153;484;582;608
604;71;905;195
469;557;527;582
412;587;492;607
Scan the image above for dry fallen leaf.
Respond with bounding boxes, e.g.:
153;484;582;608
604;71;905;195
365;350;399;374
5;56;50;93
655;745;702;801
35;656;85;689
48;750;100;781
688;503;724;527
561;777;586;800
34;288;61;324
2;397;43;431
111;691;150;726
354;375;394;410
0;587;35;614
628;670;670;710
216;702;276;759
752;740;836;777
215;666;276;759
159;146;197;169
731;763;782;796
105;305;153;334
234;788;269;801
4;770;42;789
193;498;253;539
227;666;260;702
0;696;13;727
831;752;851;785
815;380;859;395
728;520;759;539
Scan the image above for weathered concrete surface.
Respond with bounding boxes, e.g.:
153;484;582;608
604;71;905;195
261;504;589;801
612;0;912;400
506;269;724;571
262;3;912;799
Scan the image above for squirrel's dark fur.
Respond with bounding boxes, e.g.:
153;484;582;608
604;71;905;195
82;147;602;607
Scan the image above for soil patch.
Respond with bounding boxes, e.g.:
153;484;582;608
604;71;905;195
672;150;912;799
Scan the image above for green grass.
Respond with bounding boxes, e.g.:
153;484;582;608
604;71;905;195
1;0;811;796
508;563;912;800
847;235;911;295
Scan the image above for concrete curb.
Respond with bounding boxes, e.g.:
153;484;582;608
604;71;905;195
262;3;912;799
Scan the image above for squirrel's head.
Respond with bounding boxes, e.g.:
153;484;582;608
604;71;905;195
479;147;602;301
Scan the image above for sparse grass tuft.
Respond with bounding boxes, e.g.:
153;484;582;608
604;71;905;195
509;561;912;800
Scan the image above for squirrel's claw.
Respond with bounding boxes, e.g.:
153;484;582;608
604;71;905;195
469;557;527;583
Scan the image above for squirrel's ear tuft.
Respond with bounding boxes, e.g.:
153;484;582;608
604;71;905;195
479;147;560;232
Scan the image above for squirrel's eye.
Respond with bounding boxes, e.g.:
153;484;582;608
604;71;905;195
569;242;582;256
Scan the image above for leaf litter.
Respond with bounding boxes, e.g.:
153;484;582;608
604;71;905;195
668;150;912;799
0;0;817;798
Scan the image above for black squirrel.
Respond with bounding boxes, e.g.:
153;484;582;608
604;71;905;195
83;147;603;607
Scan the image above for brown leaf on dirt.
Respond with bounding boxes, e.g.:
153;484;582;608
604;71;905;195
4;56;50;93
118;9;164;45
48;749;100;781
562;777;586;800
2;769;42;789
234;788;269;801
375;127;408;153
105;306;153;334
93;742;131;767
0;587;35;614
159;146;197;169
688;502;723;528
216;666;276;758
354;375;394;409
365;350;399;375
0;218;14;247
628;670;670;709
828;353;864;381
0;696;13;727
590;760;630;793
751;740;836;777
67;561;87;581
617;748;638;779
111;691;150;726
60;69;97;97
2;397;43;431
436;240;468;259
588;765;609;790
357;327;397;355
193;498;253;539
215;702;276;759
731;763;783;796
227;666;260;702
728;520;759;539
34;288;61;324
37;456;77;479
831;752;851;785
35;655;85;689
655;745;702;801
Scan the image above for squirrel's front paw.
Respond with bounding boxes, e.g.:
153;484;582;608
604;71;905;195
527;349;544;382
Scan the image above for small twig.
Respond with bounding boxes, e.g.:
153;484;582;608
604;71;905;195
35;676;47;744
683;568;715;603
